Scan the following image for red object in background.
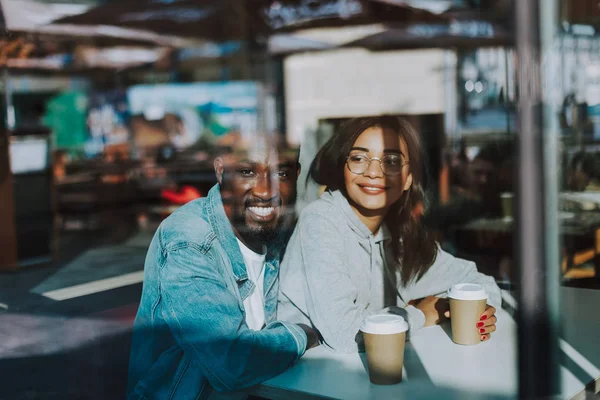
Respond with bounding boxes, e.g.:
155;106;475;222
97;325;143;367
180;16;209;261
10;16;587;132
161;185;201;204
92;303;139;324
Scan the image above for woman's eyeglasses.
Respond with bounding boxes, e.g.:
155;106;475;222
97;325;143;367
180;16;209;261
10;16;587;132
346;154;409;176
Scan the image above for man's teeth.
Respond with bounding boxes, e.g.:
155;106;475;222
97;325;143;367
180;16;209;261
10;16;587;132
248;207;276;216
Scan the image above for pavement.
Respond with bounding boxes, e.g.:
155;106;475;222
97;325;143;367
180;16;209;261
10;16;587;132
0;218;152;400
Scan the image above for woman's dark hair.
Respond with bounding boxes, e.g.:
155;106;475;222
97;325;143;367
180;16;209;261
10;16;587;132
308;116;438;284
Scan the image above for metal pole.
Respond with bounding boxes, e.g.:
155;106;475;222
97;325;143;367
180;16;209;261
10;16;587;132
3;67;14;131
504;47;511;135
274;56;286;136
515;0;561;398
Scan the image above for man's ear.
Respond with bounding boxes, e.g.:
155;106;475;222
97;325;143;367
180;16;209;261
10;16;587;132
403;173;413;192
214;157;224;185
296;162;302;178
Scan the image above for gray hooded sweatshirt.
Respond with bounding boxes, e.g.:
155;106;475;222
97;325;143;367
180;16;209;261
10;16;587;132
278;190;502;353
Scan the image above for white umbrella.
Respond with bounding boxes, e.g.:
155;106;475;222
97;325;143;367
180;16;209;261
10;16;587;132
0;0;201;47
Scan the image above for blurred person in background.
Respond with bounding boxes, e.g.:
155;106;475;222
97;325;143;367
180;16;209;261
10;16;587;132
568;151;589;192
127;134;318;400
567;151;600;192
426;142;514;235
425;142;515;280
278;117;500;353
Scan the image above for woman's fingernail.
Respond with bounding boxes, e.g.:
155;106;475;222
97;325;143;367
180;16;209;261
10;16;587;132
480;315;488;321
477;322;484;327
479;328;485;333
481;335;486;341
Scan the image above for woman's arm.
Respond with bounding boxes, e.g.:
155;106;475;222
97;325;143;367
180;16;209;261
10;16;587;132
400;246;502;323
295;215;372;353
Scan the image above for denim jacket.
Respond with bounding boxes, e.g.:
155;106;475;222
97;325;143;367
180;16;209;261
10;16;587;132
127;184;307;400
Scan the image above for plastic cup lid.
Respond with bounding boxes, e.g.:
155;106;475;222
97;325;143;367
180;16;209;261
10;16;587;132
360;314;408;335
447;283;488;301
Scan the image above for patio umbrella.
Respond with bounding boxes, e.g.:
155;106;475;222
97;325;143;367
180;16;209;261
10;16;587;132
54;0;262;42
0;0;199;136
53;0;449;42
268;14;512;54
342;19;513;51
0;0;199;47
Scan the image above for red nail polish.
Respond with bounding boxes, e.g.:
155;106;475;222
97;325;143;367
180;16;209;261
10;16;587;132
481;335;486;341
479;328;485;333
477;322;484;327
480;315;488;321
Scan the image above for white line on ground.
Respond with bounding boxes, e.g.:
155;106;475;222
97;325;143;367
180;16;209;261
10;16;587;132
0;303;8;310
501;289;599;392
559;339;600;380
41;271;144;301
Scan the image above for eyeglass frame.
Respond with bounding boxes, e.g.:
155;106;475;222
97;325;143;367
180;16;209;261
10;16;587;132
345;154;409;176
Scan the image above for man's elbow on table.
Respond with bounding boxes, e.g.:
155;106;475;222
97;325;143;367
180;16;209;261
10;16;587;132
206;355;296;393
204;365;263;393
203;339;303;392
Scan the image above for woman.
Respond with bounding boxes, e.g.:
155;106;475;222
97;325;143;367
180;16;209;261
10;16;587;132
278;116;501;353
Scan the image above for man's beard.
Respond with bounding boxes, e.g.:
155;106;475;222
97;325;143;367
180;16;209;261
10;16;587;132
232;210;285;245
231;199;298;246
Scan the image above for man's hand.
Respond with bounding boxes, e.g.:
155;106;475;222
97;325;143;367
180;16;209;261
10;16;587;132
297;323;320;350
414;296;448;327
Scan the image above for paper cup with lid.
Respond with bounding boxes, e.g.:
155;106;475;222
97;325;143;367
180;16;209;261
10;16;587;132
360;314;409;384
447;283;488;345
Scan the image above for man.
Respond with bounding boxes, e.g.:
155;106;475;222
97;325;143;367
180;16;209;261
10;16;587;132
127;134;318;400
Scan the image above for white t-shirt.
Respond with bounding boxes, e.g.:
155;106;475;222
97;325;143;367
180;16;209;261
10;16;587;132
236;239;266;331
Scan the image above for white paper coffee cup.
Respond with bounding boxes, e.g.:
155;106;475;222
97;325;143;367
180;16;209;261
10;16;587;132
447;284;488;345
447;283;488;301
360;314;408;385
360;314;409;335
500;192;514;221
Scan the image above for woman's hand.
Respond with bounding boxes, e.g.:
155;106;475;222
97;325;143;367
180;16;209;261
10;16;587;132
444;305;497;342
476;306;497;341
414;296;447;327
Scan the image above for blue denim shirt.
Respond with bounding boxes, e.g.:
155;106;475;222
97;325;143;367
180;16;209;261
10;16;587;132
127;184;307;400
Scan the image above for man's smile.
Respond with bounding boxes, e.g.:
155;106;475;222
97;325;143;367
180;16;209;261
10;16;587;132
246;205;279;222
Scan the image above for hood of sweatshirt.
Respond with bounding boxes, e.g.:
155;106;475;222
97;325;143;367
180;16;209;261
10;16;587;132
321;189;391;246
